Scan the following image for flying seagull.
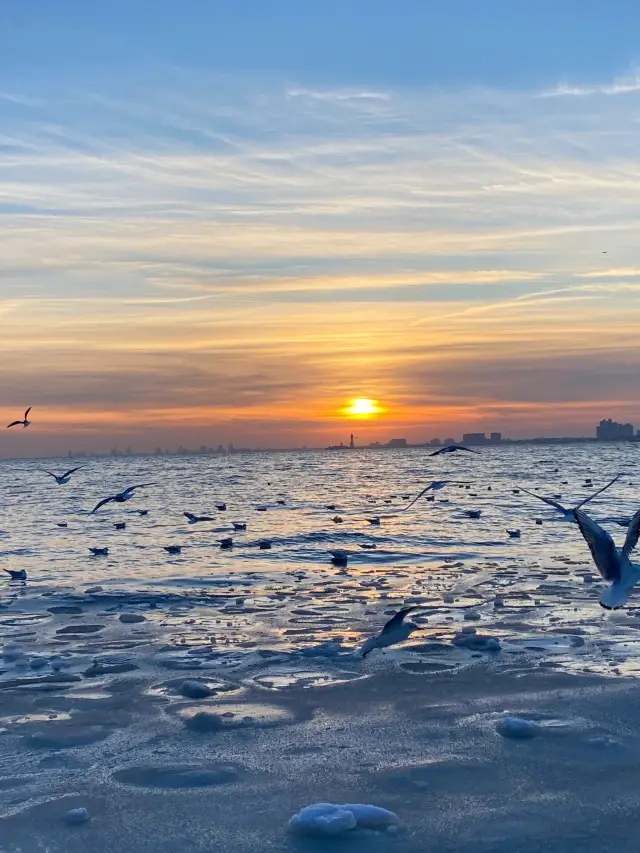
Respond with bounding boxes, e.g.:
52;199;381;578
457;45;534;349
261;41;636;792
184;512;214;524
393;480;466;513
7;407;32;429
429;444;477;457
39;465;85;485
360;607;421;657
573;507;640;609
90;484;154;514
519;474;621;521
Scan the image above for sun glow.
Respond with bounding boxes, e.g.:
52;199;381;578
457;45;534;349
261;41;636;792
345;398;381;418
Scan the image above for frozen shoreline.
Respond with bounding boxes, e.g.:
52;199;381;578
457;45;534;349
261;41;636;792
2;652;640;852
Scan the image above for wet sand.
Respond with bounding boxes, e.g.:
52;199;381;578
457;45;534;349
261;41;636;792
1;661;640;852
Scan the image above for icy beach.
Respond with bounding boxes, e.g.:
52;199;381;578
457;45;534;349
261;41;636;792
2;444;640;851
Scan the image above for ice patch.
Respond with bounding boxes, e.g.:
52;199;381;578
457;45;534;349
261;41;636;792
288;802;400;837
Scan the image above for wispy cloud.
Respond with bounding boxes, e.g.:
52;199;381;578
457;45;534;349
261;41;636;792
2;70;640;452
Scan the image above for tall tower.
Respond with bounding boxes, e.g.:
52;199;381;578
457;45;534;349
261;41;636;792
349;433;355;449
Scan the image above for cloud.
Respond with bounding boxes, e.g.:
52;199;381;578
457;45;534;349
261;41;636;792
2;70;640;452
541;72;640;98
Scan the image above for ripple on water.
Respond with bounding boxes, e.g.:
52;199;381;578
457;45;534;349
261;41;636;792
113;763;241;788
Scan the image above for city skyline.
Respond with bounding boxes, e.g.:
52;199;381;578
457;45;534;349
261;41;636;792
3;3;640;456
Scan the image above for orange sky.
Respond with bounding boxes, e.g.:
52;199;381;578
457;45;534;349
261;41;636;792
2;77;640;456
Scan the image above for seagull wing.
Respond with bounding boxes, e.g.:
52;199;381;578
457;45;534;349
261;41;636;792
573;509;621;581
184;512;196;521
62;466;85;479
39;470;57;480
380;607;416;635
621;508;640;560
396;482;441;512
519;487;566;513
6;420;22;428
574;473;621;510
123;483;155;495
90;495;115;514
24;407;32;420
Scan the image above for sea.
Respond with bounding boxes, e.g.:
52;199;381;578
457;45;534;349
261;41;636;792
2;443;640;852
1;443;639;678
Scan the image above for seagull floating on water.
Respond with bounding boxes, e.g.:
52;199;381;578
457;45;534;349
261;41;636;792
573;507;640;609
114;522;126;530
232;522;247;531
90;484;154;514
164;545;182;555
89;547;109;556
184;512;214;524
7;407;32;429
361;607;421;657
39;465;85;485
4;568;27;581
519;474;620;521
429;444;477;457
507;529;521;538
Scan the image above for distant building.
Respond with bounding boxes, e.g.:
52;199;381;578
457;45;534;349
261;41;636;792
387;438;407;448
429;438;442;446
596;419;634;440
462;432;487;446
490;432;502;443
443;438;456;446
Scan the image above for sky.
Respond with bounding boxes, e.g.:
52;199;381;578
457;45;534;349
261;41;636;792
2;1;640;456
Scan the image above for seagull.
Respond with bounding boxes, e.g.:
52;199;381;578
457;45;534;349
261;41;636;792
507;529;521;538
90;484;154;514
219;537;233;549
367;516;381;525
361;607;421;657
573;507;640;609
114;522;126;530
184;512;214;524
466;509;481;519
429;444;477;457
393;480;466;513
89;547;109;556
258;539;272;549
164;545;182;555
519;474;621;521
39;465;85;485
330;549;349;567
4;568;27;581
7;407;32;429
232;522;247;531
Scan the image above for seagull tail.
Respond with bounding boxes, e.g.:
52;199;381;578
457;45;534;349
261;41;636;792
600;582;629;610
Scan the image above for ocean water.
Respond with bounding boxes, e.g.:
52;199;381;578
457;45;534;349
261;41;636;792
1;443;639;679
4;444;640;852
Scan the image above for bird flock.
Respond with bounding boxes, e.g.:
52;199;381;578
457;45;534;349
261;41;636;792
4;412;639;658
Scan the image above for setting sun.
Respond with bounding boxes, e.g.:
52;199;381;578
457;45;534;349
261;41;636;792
345;398;381;418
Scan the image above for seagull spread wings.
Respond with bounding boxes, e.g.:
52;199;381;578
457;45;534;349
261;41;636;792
572;509;621;582
90;496;116;514
380;607;417;635
520;473;621;514
621;507;640;560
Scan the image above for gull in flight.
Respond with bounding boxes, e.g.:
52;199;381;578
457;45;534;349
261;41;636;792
573;507;640;609
90;484;154;514
393;480;466;513
39;465;85;485
429;444;477;457
184;512;214;524
360;607;421;657
7;407;32;429
519;474;621;521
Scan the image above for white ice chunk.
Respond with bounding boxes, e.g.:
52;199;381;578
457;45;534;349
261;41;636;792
289;802;399;837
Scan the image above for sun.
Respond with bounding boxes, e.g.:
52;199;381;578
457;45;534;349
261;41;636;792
345;398;381;418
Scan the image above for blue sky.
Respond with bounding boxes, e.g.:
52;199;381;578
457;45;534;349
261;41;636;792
3;2;640;455
3;1;639;88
